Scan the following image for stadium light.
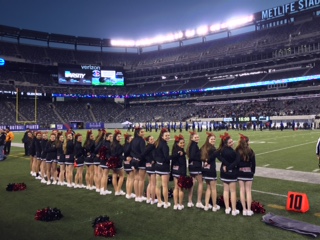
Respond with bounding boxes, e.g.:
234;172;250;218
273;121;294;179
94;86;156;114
210;24;221;32
185;29;196;38
196;25;208;36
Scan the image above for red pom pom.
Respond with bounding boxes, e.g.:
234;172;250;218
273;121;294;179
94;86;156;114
94;221;116;237
177;176;193;189
106;157;120;169
251;201;266;214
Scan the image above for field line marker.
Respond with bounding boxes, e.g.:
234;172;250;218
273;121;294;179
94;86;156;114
217;184;287;197
256;141;314;156
263;164;270;167
312;169;320;172
286;166;294;170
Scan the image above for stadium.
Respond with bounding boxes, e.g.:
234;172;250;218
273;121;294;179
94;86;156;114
1;1;320;239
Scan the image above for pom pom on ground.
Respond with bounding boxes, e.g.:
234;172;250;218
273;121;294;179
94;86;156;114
34;207;63;222
251;201;266;214
6;183;27;191
92;215;116;238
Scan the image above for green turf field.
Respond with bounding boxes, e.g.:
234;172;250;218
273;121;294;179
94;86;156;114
1;129;319;240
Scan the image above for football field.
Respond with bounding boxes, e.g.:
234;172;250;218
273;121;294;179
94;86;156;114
1;129;319;240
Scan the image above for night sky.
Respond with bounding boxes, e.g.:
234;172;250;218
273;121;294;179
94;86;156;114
0;0;292;40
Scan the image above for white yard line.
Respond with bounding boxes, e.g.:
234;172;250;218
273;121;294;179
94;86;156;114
263;164;270;167
256;141;314;156
286;166;294;170
217;184;287;197
312;169;320;172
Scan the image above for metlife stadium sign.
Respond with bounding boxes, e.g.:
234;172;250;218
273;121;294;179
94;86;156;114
258;0;320;21
0;58;5;66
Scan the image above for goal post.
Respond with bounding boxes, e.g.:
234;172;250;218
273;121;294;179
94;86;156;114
15;88;38;125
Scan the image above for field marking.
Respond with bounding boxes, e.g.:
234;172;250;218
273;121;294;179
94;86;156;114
312;169;320;172
263;164;270;167
217;184;287;197
314;213;320;217
256;141;315;156
267;204;286;210
286;166;294;170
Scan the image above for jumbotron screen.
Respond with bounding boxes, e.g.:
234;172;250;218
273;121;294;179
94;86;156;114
58;64;125;87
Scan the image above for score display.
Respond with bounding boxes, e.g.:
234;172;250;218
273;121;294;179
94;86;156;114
58;64;125;87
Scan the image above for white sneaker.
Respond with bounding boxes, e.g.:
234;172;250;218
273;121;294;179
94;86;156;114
212;205;220;212
135;197;142;202
41;179;47;184
187;202;194;208
157;202;164;208
173;205;179;210
100;190;106;195
52;181;57;185
96;188;101;193
115;191;120;196
126;194;132;199
204;206;209;211
243;210;248;216
86;186;90;190
118;190;125;196
130;193;136;198
140;196;147;201
72;183;75;187
232;209;240;216
196;202;205;209
31;172;36;177
74;185;78;189
208;204;212;209
67;184;72;188
105;190;112;195
47;181;51;185
225;208;231;214
178;205;184;210
35;176;42;180
163;202;171;209
80;184;86;188
30;171;33;175
247;210;254;216
92;186;96;189
146;198;151;204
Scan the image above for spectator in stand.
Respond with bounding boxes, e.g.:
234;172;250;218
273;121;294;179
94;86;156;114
4;127;14;156
0;129;6;161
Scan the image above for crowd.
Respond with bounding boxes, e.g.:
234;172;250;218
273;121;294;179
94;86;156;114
21;127;255;215
0;95;319;126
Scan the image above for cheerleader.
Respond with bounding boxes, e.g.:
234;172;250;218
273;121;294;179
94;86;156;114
93;129;105;192
45;133;57;185
171;134;187;210
64;132;75;187
187;131;204;209
110;130;125;196
34;132;42;180
84;130;95;190
99;132;113;195
236;133;256;216
40;132;48;184
154;128;171;208
130;127;146;202
28;131;36;176
56;133;66;186
218;132;240;216
143;136;156;204
74;133;85;188
201;132;220;212
123;133;135;199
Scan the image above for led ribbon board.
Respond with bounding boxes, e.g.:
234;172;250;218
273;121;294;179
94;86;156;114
0;58;5;66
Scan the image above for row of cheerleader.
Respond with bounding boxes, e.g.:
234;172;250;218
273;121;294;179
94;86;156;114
27;128;256;216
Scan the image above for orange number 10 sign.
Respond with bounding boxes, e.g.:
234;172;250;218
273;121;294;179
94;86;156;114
286;191;309;213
